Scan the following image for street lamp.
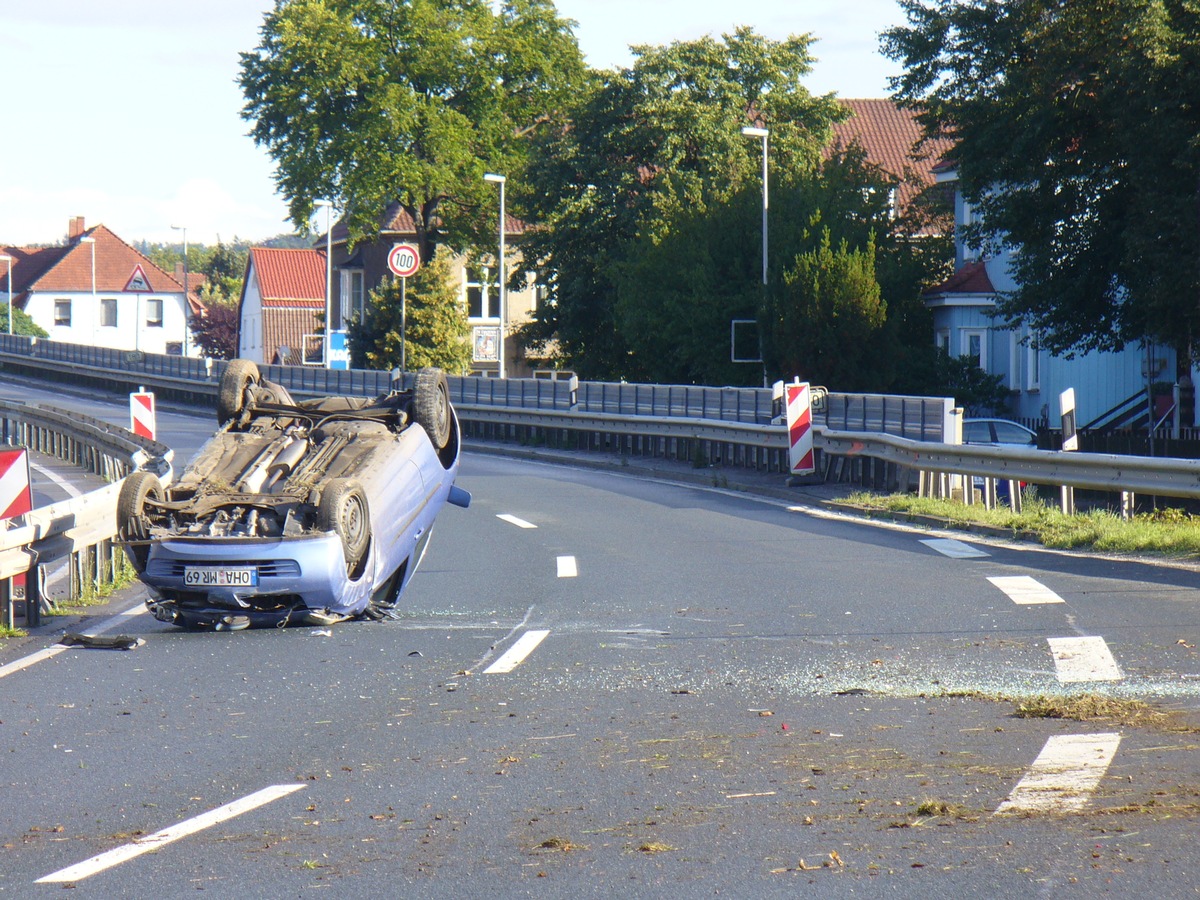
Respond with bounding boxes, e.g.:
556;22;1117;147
0;254;12;336
171;224;188;356
314;200;334;368
79;237;96;345
742;126;769;288
483;173;507;378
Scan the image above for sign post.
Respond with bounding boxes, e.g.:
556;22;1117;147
123;264;152;353
388;244;421;375
1060;387;1077;514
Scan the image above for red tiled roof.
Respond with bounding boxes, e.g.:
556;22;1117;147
828;99;954;215
2;225;182;309
249;247;326;308
924;260;995;295
320;200;526;248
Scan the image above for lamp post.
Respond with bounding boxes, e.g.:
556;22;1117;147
742;126;769;387
79;237;96;345
742;126;769;288
171;224;188;356
483;173;507;378
314;200;334;368
0;255;12;336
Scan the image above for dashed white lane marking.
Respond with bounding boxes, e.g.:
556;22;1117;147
0;603;147;680
557;556;578;578
1048;636;1123;682
987;575;1065;605
920;538;990;558
36;783;304;883
30;462;82;499
995;733;1121;814
496;513;537;529
484;629;550;674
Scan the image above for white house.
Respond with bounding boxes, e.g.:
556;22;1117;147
0;217;196;355
237;247;326;365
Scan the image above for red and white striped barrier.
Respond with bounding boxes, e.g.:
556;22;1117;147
0;448;32;520
130;391;156;441
785;381;815;476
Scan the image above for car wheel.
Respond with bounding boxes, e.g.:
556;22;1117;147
317;478;370;573
413;367;451;449
117;471;164;570
218;359;261;427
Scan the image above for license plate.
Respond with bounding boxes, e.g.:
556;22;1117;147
183;566;258;587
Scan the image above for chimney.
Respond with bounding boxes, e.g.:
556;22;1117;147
68;216;85;239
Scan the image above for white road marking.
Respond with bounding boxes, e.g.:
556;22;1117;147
36;783;304;883
995;733;1121;814
557;556;578;578
0;603;147;680
30;461;82;499
484;629;550;674
920;538;990;558
987;575;1065;605
1048;636;1123;682
496;513;537;529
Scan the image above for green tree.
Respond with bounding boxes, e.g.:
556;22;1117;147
350;252;471;374
762;229;887;390
882;0;1200;362
1;305;48;339
520;27;847;381
239;0;587;261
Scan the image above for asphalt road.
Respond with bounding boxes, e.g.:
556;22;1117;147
2;375;1200;897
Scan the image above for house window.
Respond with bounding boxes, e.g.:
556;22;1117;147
1025;333;1041;391
54;299;71;326
340;269;364;327
101;298;117;327
466;265;497;320
936;329;951;355
962;329;986;368
146;298;163;327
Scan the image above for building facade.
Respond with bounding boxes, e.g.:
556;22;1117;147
1;217;195;355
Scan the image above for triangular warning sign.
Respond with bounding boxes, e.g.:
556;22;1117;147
124;264;151;293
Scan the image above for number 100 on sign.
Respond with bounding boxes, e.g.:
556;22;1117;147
388;243;420;277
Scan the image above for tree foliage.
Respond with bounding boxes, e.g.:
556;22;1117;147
763;229;886;390
239;0;587;262
520;27;848;381
349;251;471;374
1;305;48;339
190;299;240;360
882;0;1200;360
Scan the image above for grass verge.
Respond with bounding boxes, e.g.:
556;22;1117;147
845;489;1200;558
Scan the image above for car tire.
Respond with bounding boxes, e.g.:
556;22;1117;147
413;367;451;449
218;359;261;427
317;478;370;574
117;471;164;571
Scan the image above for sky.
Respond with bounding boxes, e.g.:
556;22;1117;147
0;0;909;248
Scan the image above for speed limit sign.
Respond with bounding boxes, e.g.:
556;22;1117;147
387;243;420;277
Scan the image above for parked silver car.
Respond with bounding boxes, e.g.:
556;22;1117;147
117;360;470;630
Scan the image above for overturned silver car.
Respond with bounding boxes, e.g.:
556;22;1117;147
118;360;470;630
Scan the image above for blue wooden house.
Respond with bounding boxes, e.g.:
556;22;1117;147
924;163;1174;429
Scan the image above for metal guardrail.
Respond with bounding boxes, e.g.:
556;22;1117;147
820;430;1200;498
0;401;173;628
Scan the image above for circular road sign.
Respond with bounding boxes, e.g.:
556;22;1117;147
388;243;421;278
